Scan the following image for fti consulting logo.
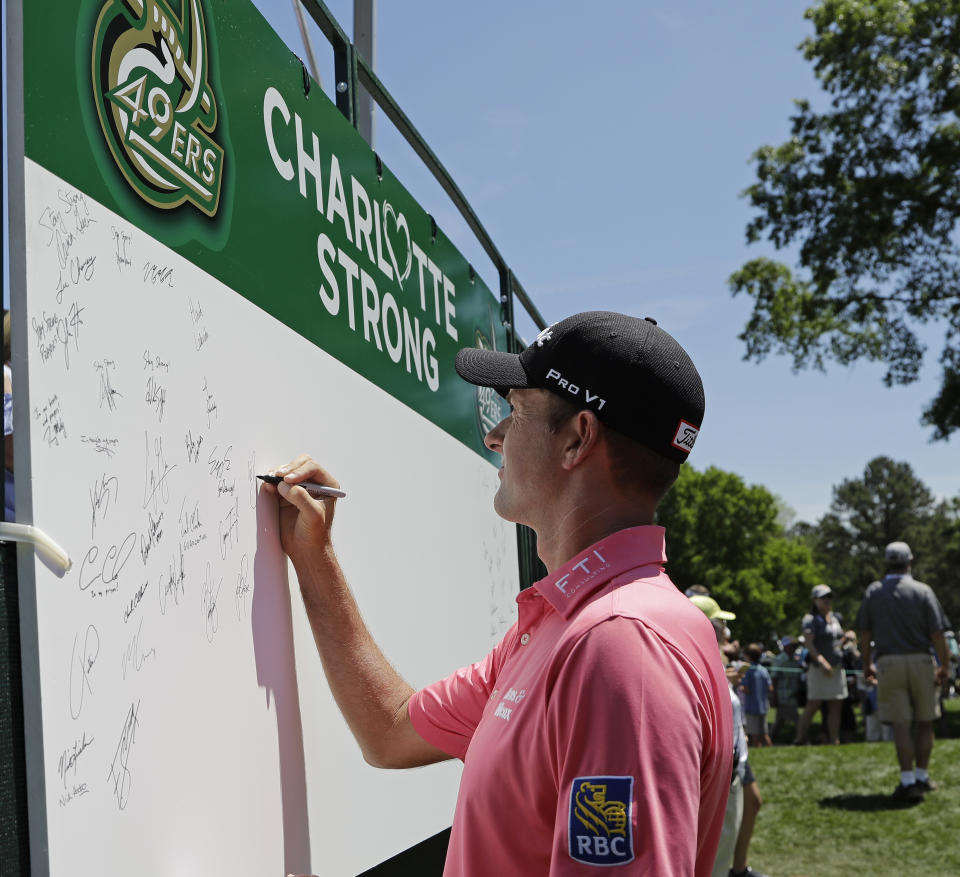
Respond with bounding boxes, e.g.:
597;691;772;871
92;0;224;216
568;776;634;866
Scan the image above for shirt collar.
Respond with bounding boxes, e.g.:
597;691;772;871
532;525;667;618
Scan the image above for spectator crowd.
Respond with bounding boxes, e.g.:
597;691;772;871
691;565;956;753
685;540;954;876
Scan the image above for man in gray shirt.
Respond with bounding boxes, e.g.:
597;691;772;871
855;541;951;801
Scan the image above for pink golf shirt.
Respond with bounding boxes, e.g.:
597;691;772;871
409;526;732;876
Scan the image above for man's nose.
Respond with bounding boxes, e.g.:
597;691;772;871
484;417;508;453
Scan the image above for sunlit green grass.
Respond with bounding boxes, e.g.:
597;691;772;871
744;699;960;877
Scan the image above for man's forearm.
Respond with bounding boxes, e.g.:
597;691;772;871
291;544;444;769
858;632;872;670
931;631;949;674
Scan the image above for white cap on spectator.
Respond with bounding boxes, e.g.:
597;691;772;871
884;541;913;565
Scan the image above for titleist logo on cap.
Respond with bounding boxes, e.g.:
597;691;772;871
671;420;699;453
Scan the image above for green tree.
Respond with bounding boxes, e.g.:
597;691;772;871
802;455;958;624
906;496;960;625
656;465;823;643
730;0;960;438
758;537;825;633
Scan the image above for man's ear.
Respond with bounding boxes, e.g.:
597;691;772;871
559;409;602;470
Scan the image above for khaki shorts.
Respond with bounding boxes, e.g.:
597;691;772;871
711;774;742;877
806;663;848;701
877;653;940;723
744;713;768;737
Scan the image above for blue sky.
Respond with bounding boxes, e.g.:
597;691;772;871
9;1;955;524
247;0;958;526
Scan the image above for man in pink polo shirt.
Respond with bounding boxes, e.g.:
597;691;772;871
268;311;732;875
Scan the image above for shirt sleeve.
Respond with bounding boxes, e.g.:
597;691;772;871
924;588;950;634
854;596;871;632
543;617;728;876
408;625;517;760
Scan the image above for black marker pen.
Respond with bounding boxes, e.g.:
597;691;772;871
257;474;346;499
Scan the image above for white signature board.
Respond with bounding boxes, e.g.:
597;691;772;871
16;158;519;876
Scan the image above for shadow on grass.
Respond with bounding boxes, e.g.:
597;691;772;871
818;793;921;812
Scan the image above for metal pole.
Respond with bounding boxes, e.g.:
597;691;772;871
1;4;32;869
2;0;6;522
292;0;322;87
353;0;375;146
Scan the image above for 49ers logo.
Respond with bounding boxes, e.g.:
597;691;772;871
92;0;225;216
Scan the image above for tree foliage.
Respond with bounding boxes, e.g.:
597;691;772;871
797;455;960;626
656;465;823;643
657;457;959;642
731;0;960;438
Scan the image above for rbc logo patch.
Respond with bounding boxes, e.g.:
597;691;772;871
568;776;634;866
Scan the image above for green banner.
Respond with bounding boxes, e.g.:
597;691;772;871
25;0;509;461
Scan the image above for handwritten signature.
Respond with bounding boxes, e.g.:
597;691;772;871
143;432;176;513
108;701;140;810
53;255;96;303
185;429;204;463
79;533;137;595
81;435;119;458
58;783;89;808
34;396;67;448
234;554;251;620
143;349;170;373
38;189;96;269
145;376;167;422
247;453;258;509
143;262;174;286
187;286;213;351
139;510;164;565
70;254;96;284
111;226;132;270
55;273;69;304
201;562;221;643
207;443;233;495
179;498;203;537
89;473;119;538
180;497;208;552
32;303;85;370
68;625;100;720
121;618;156;679
202;378;218;427
94;359;122;411
58;732;94;789
218;498;240;560
159;545;187;616
122;580;149;624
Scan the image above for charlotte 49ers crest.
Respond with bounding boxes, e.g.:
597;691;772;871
92;0;225;216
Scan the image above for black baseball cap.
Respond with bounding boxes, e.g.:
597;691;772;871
455;311;704;463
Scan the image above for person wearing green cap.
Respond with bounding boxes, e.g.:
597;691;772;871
690;593;772;877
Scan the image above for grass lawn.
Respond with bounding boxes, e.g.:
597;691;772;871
742;699;960;877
